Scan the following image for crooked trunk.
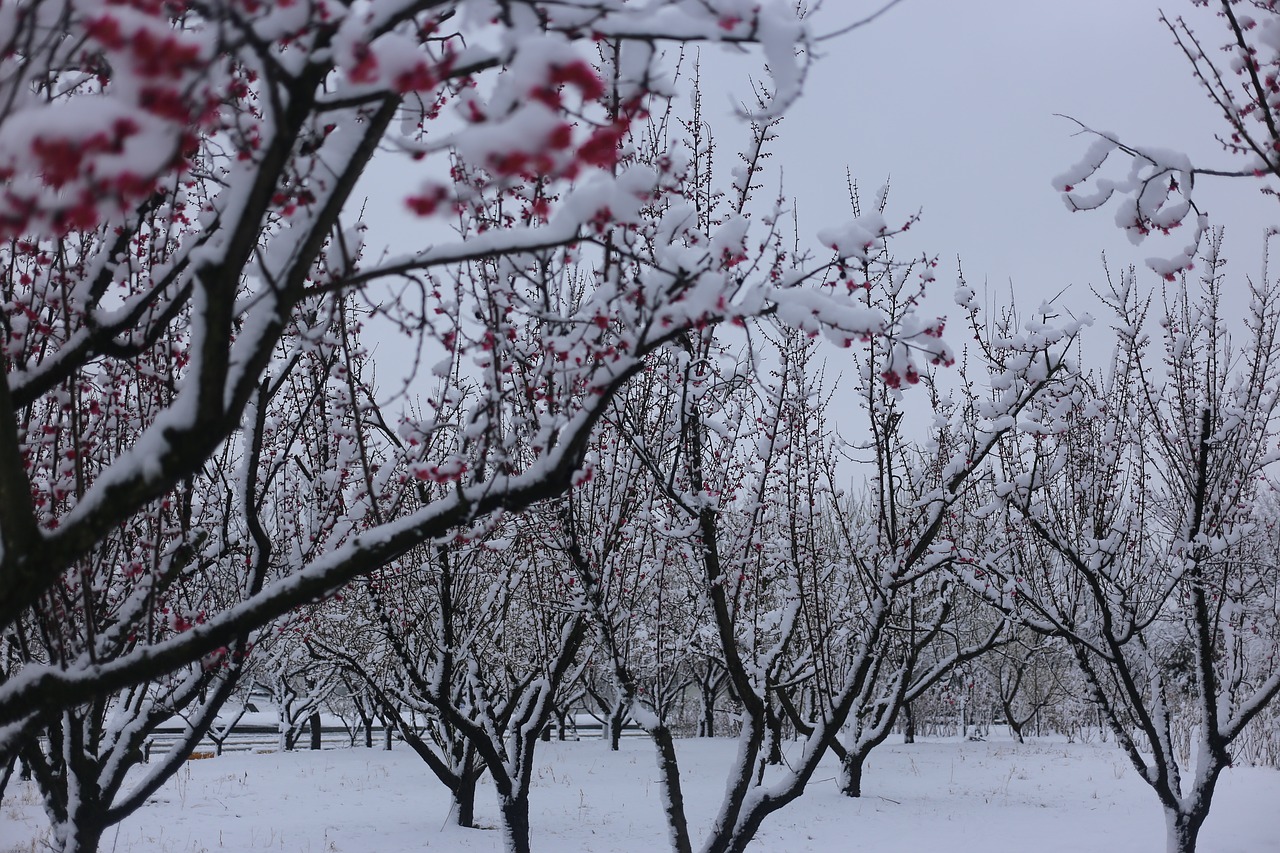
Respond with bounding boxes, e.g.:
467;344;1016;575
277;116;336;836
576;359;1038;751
700;699;715;737
354;705;374;748
309;711;322;750
764;708;783;766
1167;806;1209;853
498;792;532;853
699;679;717;737
53;795;106;853
0;753;14;805
454;769;479;829
56;824;105;853
838;747;868;798
650;725;692;853
1162;744;1224;853
608;705;626;752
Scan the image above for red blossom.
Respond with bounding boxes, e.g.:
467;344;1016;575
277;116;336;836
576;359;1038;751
30;138;85;188
348;44;379;83
549;60;605;100
406;185;449;216
547;122;574;150
577;122;627;169
139;86;191;121
393;62;438;94
60;194;101;232
128;27;203;77
86;15;128;50
489;149;531;176
530;86;562;109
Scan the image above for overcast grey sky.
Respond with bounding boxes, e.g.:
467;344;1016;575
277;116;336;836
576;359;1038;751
355;0;1278;306
753;0;1280;317
353;0;1279;406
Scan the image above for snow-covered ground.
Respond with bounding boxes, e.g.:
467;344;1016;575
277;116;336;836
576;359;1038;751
3;734;1278;852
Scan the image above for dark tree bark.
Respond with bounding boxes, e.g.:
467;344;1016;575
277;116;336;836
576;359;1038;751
1169;803;1213;853
838;747;867;798
452;765;483;829
22;685;233;853
607;702;626;751
556;707;570;741
763;704;784;766
0;752;15;806
499;793;532;853
56;804;105;853
700;697;716;738
696;665;726;738
348;689;376;748
309;711;323;750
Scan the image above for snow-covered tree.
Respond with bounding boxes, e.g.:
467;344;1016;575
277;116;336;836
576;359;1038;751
1055;1;1280;279
970;235;1280;853
4;273;384;852
814;244;1043;798
560;178;1086;848
0;1;906;752
982;629;1069;743
316;517;586;846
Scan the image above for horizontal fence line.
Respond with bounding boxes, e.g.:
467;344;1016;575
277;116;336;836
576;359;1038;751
143;720;644;757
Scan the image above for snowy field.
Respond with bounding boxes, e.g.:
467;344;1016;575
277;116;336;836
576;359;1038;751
3;735;1278;853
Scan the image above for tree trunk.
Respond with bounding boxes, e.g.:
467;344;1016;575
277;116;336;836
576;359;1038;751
700;691;716;738
838;747;866;798
54;802;106;853
454;770;479;829
309;711;322;750
383;723;392;751
1008;715;1025;744
0;753;14;806
353;704;374;748
650;725;692;853
1167;806;1208;853
56;825;106;853
902;702;915;744
764;709;783;766
608;705;625;751
498;792;532;853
